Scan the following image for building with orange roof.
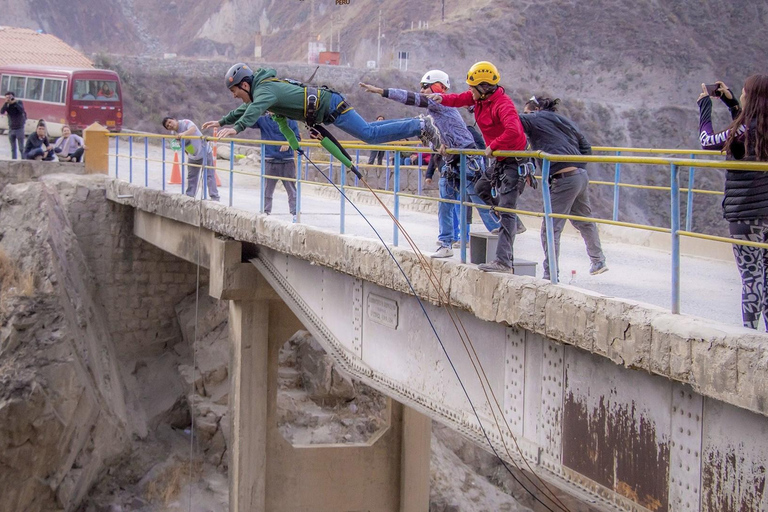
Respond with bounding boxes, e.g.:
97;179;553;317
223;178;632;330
0;26;92;68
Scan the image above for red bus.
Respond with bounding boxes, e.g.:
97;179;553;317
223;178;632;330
0;65;123;136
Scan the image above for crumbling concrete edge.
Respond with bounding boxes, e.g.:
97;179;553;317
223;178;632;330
105;178;768;417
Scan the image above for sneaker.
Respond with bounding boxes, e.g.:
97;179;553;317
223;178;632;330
516;220;527;235
431;246;454;258
478;260;513;273
418;114;442;149
452;241;461;248
589;261;609;275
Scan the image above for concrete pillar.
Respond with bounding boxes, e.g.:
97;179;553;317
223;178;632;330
83;122;109;175
228;298;269;512
400;407;432;512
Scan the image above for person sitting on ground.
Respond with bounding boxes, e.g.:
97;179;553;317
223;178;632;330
251;113;300;220
53;125;86;162
520;96;607;280
428;61;529;272
368;115;386;166
162;116;221;202
201;63;441;150
23;121;55;161
360;70;501;258
698;75;768;329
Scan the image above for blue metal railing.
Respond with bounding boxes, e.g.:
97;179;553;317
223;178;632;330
107;133;760;316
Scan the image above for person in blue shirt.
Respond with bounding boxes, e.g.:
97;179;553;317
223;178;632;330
252;113;301;219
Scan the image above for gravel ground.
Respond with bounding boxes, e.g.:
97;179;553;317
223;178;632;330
0;136;747;328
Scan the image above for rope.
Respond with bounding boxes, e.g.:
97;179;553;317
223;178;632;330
298;148;570;512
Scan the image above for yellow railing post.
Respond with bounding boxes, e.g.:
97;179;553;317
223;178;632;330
83;122;109;175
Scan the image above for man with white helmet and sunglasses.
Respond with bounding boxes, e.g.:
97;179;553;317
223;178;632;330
360;70;500;258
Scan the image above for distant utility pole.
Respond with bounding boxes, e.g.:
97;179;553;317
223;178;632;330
377;9;382;68
442;0;445;22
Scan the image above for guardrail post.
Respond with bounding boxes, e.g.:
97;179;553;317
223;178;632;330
686;154;696;232
115;136;119;179
417;152;423;195
144;137;149;187
612;151;621;221
129;136;133;183
329;154;334;184
83;122;109;175
260;143;266;213
542;158;559;284
202;149;209;200
340;159;346;234
161;138;166;190
296;150;302;221
229;141;234;207
394;151;400;246
180;144;186;193
385;155;391;192
671;163;681;314
355;149;360;187
459;153;468;264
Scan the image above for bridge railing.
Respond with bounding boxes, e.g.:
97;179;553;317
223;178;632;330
103;132;768;316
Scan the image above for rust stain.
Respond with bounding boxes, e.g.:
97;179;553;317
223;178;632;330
702;447;767;512
563;392;670;511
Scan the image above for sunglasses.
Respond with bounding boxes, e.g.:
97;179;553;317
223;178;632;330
420;83;432;89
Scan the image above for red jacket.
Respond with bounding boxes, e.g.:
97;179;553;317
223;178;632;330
439;87;527;157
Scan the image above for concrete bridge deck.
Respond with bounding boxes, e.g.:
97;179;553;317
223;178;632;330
107;176;768;512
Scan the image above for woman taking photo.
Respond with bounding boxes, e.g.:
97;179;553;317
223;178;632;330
699;75;768;329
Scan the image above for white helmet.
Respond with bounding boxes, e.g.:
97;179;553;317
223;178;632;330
420;69;450;89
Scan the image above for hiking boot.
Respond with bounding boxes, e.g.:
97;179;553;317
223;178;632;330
419;114;442;149
589;261;608;275
478;260;513;273
516;220;527;235
431;246;454;258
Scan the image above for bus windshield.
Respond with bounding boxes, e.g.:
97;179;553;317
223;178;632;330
73;79;119;101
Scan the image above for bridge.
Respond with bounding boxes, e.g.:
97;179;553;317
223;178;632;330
39;126;768;511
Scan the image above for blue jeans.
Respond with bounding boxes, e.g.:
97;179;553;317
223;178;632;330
24;146;55;160
8;128;24;160
438;177;460;247
329;93;421;144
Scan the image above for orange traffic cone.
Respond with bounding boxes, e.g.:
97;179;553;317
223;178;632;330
168;152;182;184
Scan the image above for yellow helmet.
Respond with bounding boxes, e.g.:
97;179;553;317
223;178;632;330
466;61;500;86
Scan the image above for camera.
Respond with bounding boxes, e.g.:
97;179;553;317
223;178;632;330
705;83;722;98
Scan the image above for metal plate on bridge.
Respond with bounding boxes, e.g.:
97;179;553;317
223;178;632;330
701;398;768;512
669;383;703;512
504;327;525;438
366;292;399;329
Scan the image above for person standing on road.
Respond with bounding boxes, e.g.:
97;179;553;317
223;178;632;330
1;92;27;159
162;117;220;202
252;113;299;220
428;61;529;273
521;96;607;280
360;70;500;258
698;75;768;329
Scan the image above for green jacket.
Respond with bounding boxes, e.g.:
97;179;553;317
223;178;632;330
219;68;334;133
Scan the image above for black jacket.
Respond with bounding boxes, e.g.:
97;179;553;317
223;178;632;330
698;95;768;222
0;99;26;130
519;111;591;173
23;132;50;157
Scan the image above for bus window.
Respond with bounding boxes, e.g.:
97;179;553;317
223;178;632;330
25;77;43;100
74;79;119;101
9;76;25;98
43;79;65;103
0;75;8;93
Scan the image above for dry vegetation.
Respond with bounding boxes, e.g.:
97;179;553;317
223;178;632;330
0;248;34;307
145;458;204;506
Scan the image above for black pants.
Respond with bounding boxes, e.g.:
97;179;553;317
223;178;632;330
475;160;521;266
